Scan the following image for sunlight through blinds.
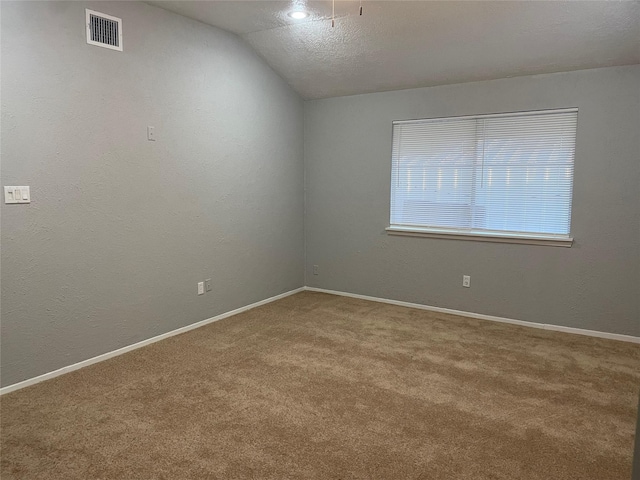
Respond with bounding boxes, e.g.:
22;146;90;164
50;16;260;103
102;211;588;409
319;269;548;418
390;109;578;238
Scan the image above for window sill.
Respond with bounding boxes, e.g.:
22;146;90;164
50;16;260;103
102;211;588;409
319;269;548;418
385;226;573;247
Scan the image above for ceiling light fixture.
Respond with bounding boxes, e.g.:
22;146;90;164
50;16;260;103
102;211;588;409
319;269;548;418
288;10;309;20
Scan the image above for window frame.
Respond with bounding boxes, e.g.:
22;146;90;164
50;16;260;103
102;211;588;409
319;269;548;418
387;108;577;247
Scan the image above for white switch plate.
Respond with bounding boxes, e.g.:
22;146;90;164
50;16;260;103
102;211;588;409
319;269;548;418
147;126;155;141
197;281;204;295
4;186;30;204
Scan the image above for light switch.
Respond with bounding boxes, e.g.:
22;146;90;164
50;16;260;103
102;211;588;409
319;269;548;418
4;186;30;204
147;126;155;141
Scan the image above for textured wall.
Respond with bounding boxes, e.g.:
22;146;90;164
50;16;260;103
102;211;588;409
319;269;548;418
0;1;304;387
304;66;640;337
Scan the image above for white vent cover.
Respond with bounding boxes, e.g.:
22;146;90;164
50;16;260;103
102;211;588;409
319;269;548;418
86;9;122;51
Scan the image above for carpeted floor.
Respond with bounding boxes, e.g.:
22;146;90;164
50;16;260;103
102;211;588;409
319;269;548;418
1;291;639;479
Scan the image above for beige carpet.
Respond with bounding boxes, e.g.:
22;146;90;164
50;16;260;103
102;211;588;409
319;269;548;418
1;291;639;479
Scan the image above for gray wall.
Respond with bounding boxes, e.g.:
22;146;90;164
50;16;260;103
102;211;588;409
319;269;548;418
305;66;640;337
0;1;304;387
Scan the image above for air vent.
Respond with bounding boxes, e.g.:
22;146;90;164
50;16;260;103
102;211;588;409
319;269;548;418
86;9;122;51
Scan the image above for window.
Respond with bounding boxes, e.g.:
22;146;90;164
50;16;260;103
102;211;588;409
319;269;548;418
387;108;577;246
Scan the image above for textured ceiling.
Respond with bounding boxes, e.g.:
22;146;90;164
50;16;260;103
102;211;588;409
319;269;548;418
149;1;640;99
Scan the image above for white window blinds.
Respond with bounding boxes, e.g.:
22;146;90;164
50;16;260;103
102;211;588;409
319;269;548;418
390;109;577;240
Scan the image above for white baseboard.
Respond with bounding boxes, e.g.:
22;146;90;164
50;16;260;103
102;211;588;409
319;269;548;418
3;285;637;395
304;287;640;344
0;287;305;396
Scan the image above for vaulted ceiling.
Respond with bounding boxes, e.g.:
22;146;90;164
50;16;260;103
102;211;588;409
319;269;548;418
148;1;640;99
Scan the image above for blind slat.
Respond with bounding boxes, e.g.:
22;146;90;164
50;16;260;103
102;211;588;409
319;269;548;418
390;109;577;236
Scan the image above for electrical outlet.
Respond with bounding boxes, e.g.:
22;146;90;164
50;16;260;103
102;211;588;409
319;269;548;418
197;282;204;295
205;279;212;292
147;126;156;141
313;265;319;275
463;275;470;288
